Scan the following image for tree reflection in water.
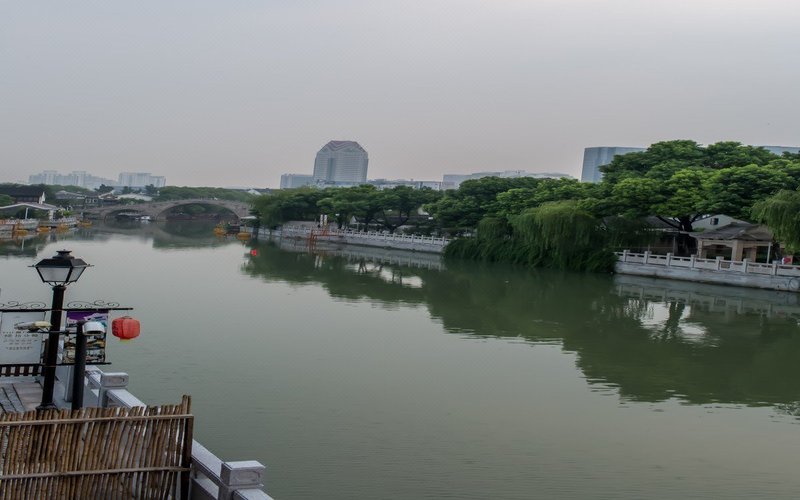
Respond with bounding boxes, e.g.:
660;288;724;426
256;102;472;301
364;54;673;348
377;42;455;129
242;239;800;411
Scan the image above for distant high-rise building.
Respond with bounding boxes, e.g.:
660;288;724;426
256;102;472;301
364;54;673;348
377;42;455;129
368;179;443;190
759;145;800;156
580;147;645;183
280;174;315;189
313;141;368;186
442;170;572;190
117;172;166;188
28;170;115;190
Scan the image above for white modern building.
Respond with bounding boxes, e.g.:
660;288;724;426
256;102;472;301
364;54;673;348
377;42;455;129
312;141;368;186
117;172;166;189
441;170;572;190
580;147;646;183
280;174;315;189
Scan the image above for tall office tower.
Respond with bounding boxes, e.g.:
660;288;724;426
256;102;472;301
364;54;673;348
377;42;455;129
580;147;645;183
312;141;368;185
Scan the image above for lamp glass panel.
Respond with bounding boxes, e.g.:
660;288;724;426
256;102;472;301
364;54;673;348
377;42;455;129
66;266;87;283
36;265;72;284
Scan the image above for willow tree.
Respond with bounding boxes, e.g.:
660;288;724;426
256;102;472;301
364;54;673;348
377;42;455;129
511;200;614;271
752;190;800;250
445;201;620;272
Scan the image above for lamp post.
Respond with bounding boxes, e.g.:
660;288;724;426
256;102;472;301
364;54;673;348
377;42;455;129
33;250;89;410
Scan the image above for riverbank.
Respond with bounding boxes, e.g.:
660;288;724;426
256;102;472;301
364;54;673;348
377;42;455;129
249;225;450;254
615;250;800;292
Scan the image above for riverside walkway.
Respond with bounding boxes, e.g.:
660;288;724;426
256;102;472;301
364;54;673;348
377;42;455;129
616;250;800;292
255;225;450;254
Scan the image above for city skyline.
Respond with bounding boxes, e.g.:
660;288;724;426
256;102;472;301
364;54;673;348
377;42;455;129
2;1;799;187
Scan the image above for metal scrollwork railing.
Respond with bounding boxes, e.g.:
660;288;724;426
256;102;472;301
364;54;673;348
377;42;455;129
66;300;122;309
0;301;48;310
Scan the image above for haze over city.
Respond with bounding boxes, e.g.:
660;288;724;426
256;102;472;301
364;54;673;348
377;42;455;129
2;0;799;187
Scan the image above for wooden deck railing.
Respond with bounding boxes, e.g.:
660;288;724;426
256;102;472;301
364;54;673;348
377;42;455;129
82;367;274;499
0;397;193;499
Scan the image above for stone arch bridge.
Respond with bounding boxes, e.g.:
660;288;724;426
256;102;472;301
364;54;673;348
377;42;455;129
81;198;252;221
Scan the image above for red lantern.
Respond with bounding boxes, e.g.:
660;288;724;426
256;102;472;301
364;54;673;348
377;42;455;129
112;316;140;340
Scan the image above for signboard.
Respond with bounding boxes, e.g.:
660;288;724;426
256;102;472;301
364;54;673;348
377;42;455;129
0;311;47;364
61;310;108;365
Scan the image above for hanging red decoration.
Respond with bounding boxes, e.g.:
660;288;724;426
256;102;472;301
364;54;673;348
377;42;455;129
112;316;140;340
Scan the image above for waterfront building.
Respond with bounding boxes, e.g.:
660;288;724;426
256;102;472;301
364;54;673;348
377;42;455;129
117;172;166;189
442;170;572;190
0;185;47;204
312;141;369;186
580;147;646;183
280;173;315;189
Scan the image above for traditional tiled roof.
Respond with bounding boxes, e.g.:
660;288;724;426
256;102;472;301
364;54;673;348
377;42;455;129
0;185;45;198
691;222;773;241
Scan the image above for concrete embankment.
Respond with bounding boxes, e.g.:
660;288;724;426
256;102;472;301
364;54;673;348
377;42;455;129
615;251;800;292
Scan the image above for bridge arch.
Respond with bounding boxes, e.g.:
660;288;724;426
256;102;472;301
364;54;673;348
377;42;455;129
81;198;252;222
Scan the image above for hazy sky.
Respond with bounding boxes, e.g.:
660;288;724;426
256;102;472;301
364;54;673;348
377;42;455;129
2;1;799;187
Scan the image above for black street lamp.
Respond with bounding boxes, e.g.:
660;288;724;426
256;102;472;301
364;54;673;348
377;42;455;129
32;250;90;410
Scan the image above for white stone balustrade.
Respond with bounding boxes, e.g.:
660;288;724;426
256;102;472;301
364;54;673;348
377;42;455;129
616;251;800;292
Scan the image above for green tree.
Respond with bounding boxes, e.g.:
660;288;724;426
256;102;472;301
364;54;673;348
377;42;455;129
601;141;782;232
0;194;13;207
702;164;790;220
317;185;384;229
752;190;800;250
376;186;432;233
251;188;325;227
426;177;540;232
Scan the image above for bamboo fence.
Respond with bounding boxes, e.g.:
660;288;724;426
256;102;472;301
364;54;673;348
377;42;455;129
0;396;193;499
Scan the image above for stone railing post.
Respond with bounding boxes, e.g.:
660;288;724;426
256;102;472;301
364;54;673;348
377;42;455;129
690;255;696;269
742;258;749;273
622;249;629;262
643;250;650;265
716;256;723;270
665;252;672;267
98;372;130;408
218;461;266;500
773;261;779;276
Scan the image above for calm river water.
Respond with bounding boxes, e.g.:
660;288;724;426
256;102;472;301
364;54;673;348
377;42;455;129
3;221;800;499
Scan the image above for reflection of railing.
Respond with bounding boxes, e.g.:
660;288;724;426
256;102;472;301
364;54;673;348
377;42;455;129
617;251;800;277
614;280;800;320
83;367;273;499
39;217;79;228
